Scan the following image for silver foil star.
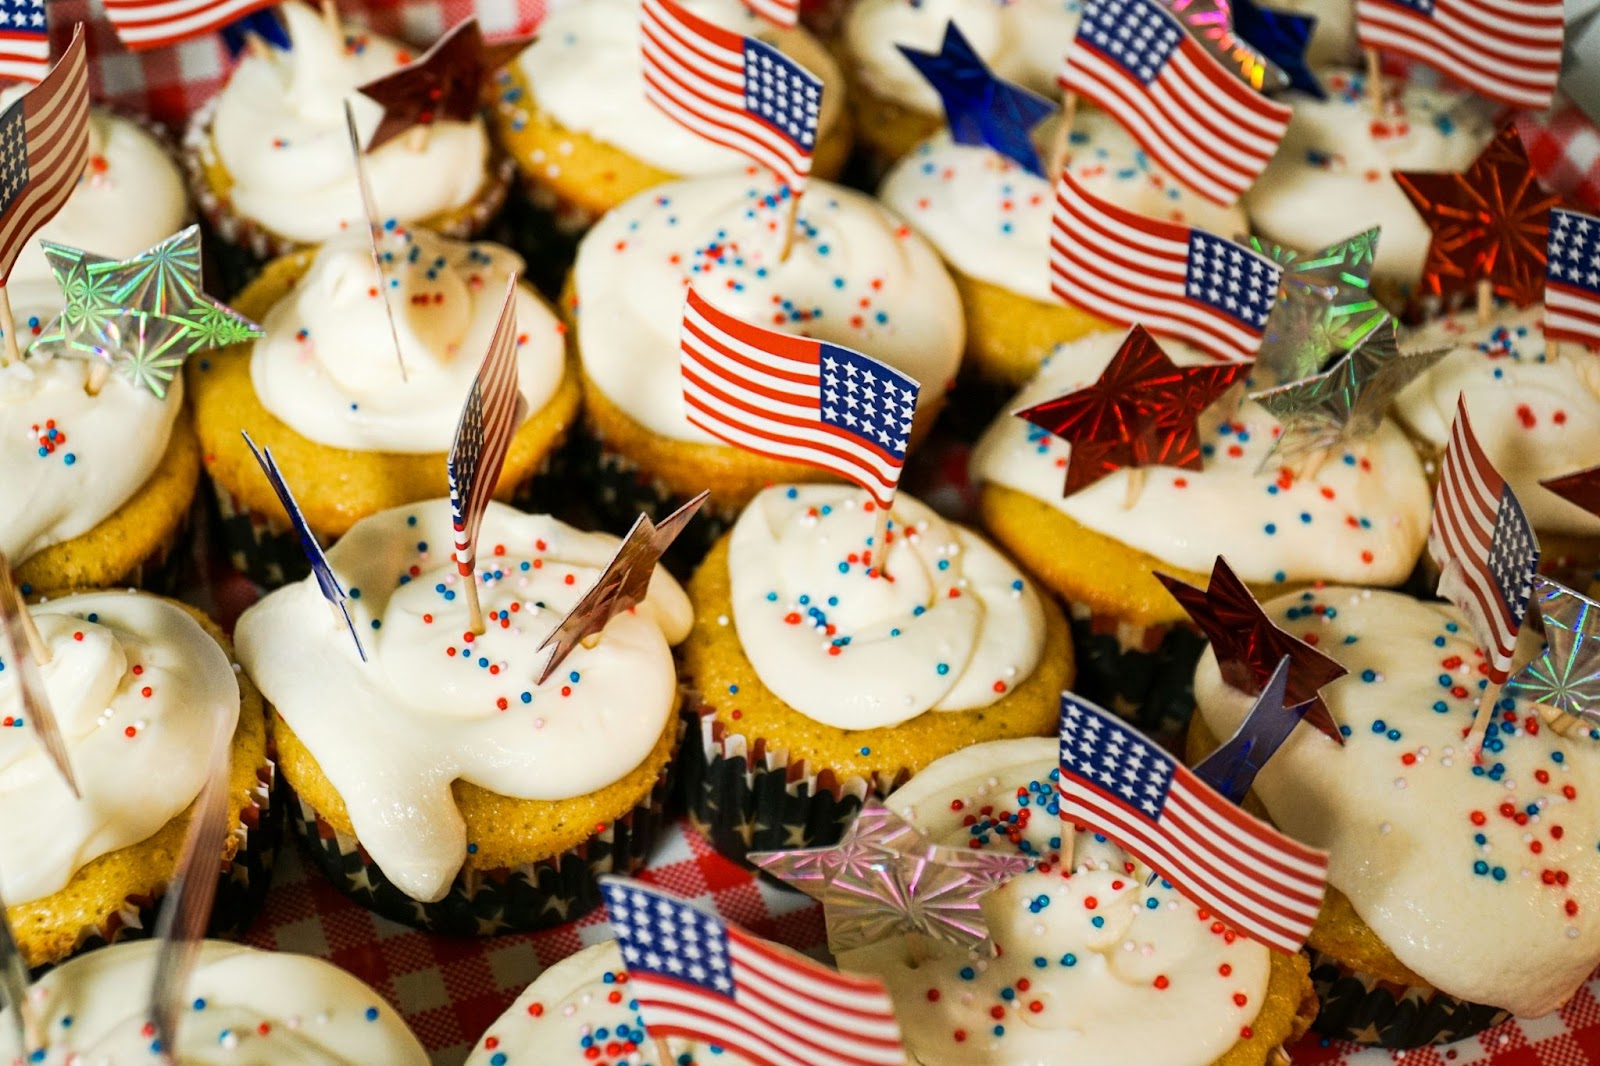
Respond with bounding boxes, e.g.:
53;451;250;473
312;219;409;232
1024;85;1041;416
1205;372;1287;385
1505;578;1600;722
1248;227;1389;386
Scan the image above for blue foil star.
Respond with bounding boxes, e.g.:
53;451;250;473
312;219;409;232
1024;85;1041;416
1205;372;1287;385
898;21;1054;177
1232;0;1323;99
220;8;289;57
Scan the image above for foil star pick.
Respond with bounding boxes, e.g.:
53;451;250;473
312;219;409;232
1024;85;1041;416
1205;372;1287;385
1230;0;1321;98
1015;326;1247;497
537;492;709;684
1504;578;1600;723
1193;655;1308;803
357;17;530;152
1542;464;1600;522
1158;556;1348;743
1394;124;1566;309
1248;227;1387;385
1167;0;1290;93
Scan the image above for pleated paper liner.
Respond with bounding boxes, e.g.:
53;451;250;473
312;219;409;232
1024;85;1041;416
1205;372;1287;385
1307;945;1513;1048
1065;601;1209;746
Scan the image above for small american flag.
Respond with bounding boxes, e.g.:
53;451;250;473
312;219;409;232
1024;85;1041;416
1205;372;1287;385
1057;692;1328;954
0;24;87;286
680;287;919;508
1059;0;1291;207
1428;397;1541;683
0;0;49;85
600;878;907;1066
641;0;820;196
1546;207;1600;349
1356;0;1564;111
741;0;799;29
1050;169;1281;362
102;0;280;51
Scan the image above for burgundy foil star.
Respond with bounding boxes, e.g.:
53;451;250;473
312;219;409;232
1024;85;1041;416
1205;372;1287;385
1014;326;1247;497
1543;464;1600;522
357;17;529;151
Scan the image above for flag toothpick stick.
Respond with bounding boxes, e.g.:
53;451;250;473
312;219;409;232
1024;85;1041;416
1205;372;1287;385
869;500;890;565
1048;91;1078;178
1466;680;1504;752
1477;277;1493;325
1123;467;1147;509
84;359;111;396
777;192;801;262
1364;48;1385;115
0;290;19;366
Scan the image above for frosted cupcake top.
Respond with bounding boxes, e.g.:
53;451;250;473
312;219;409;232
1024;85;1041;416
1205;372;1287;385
206;2;490;244
0;593;239;905
969;330;1431;584
235;500;692;903
879;111;1249;304
1194;588;1600;1017
837;738;1273;1066
0;940;427;1064
728;485;1046;729
248;227;566;454
574;175;963;444
515;0;844;176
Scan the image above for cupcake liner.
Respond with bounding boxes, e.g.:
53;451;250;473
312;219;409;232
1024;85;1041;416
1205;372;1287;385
477;178;587;301
1065;601;1208;746
1307;945;1512;1048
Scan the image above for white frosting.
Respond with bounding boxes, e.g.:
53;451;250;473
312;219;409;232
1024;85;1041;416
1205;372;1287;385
517;0;844;175
838;738;1273;1066
1393;305;1600;538
208;3;490;244
249;228;565;453
728;486;1046;729
0;592;238;905
842;0;1082;114
235;500;692;903
0;358;181;566
574;175;964;443
1243;68;1496;292
969;330;1430;584
0;940;428;1064
879;114;1250;303
466;940;760;1065
1194;588;1600;1017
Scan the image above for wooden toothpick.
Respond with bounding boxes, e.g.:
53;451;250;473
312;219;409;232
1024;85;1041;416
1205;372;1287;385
1364;48;1385;115
1047;91;1079;178
777;191;801;262
0;287;20;367
1476;278;1493;325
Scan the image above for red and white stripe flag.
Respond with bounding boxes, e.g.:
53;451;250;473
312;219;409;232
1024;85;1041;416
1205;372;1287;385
1059;0;1291;206
0;0;50;85
741;0;799;29
1545;206;1600;349
102;0;280;51
0;24;87;285
1357;0;1564;111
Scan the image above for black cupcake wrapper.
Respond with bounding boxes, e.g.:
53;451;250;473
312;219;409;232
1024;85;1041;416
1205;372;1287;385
1065;602;1208;746
1307;945;1512;1048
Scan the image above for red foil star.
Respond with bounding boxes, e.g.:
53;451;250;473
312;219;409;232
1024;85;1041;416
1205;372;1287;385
1158;556;1348;744
1014;326;1247;497
1543;464;1600;522
357;18;529;151
1393;124;1565;309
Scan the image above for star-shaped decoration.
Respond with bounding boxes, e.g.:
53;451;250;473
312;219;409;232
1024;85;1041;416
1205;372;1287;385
1394;124;1566;309
898;20;1054;177
1158;556;1349;743
1193;654;1308;803
1542;464;1600;522
105;314;192;400
1231;0;1322;98
1248;227;1387;385
749;801;927;903
357;17;529;152
1015;326;1247;497
1248;315;1448;466
536;492;709;684
1504;578;1600;723
1167;0;1290;93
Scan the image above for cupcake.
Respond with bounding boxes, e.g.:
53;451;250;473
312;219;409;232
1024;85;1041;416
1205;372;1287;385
834;737;1317;1064
183;2;510;281
1242;68;1496;304
838;0;1083;167
0;939;426;1062
879;111;1249;391
1;591;272;969
568;174;963;552
969;329;1431;737
234;499;692;934
1189;586;1600;1047
679;484;1073;863
187;226;579;587
493;0;851;229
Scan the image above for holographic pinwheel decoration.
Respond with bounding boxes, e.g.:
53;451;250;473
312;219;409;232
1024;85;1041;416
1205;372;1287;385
1230;0;1321;97
1166;0;1291;93
1504;578;1600;723
1248;227;1388;385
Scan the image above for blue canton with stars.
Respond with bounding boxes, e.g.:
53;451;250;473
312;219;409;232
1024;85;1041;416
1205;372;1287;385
1078;0;1185;85
602;880;735;999
1487;486;1539;624
0;0;46;40
0;101;30;214
742;38;820;152
818;345;918;459
1548;208;1600;296
1185;230;1281;330
1059;693;1176;820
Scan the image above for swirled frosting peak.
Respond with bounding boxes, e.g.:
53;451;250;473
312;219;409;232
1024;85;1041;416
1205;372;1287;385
249;227;565;453
728;486;1046;729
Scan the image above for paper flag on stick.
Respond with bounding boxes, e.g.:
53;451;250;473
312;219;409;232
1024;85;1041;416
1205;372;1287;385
0;26;87;287
1193;655;1307;803
1545;207;1600;350
0;557;80;796
104;0;279;51
0;0;52;85
342;99;406;381
1504;577;1600;723
1354;0;1562;110
740;0;800;29
357;18;528;152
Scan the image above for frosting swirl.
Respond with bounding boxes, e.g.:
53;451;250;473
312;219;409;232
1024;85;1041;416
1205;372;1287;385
969;330;1431;583
235;500;692;903
729;486;1046;729
0;592;238;905
574;175;964;443
207;2;490;244
249;228;566;453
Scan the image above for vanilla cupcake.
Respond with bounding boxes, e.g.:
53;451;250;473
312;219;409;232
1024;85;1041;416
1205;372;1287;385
188;226;579;587
0;592;271;969
235;500;691;934
836;738;1317;1065
0;940;426;1062
970;330;1430;736
680;485;1073;863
